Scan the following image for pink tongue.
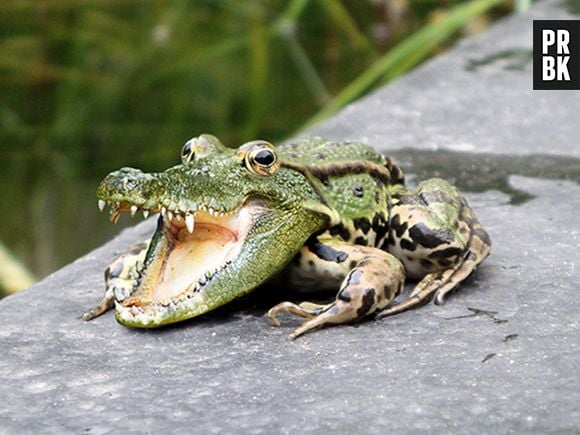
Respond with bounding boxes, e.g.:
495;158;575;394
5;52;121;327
176;222;238;243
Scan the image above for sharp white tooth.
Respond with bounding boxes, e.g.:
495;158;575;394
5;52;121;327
167;210;173;220
130;205;138;217
185;213;195;233
143;210;150;218
161;206;167;216
98;200;106;212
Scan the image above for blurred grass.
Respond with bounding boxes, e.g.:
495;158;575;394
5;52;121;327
0;0;517;296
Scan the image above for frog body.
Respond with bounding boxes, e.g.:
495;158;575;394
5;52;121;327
84;135;491;338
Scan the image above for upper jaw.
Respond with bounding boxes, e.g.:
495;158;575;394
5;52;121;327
97;166;242;224
98;195;243;226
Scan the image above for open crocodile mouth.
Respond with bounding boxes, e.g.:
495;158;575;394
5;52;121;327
99;198;263;325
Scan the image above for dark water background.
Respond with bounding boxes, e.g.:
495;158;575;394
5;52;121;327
0;0;511;292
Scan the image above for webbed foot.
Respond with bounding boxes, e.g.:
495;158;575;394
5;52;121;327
377;226;491;319
269;245;405;339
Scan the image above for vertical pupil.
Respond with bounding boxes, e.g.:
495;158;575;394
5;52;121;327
182;142;191;157
254;149;274;166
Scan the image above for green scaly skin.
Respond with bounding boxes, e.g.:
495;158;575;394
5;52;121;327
84;135;491;339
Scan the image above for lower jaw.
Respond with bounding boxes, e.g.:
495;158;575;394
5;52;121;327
114;292;208;327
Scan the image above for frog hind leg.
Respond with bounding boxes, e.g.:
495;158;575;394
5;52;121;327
268;241;406;339
378;178;491;319
82;241;149;321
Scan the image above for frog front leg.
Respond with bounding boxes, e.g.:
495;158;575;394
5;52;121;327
268;240;406;339
378;178;491;318
82;241;149;321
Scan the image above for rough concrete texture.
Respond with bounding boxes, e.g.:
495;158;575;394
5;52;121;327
1;1;579;433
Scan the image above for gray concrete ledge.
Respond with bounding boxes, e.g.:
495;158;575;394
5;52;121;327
1;1;579;433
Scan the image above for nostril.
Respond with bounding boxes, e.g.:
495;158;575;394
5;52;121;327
121;177;138;192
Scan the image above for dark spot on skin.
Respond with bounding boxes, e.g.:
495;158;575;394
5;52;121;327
375;235;388;250
408;223;454;249
503;334;519;342
420;259;434;270
314;152;326;160
438;258;453;268
357;288;376;318
379;239;390;251
353;217;371;235
308;260;315;267
375;190;381;204
338;289;352;302
329;224;351;241
372;213;388;243
352;184;364;197
381;283;394;299
429;247;463;259
308;241;348;263
386;231;396;247
350;260;357;269
346;269;363;287
396;222;408;239
390;213;400;230
473;226;492;246
358;259;371;268
354;236;368;246
373;212;385;229
109;261;125;280
390;214;405;241
321;178;331;187
399;239;417;252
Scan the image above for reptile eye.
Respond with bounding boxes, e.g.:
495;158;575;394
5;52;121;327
181;140;195;164
243;141;280;176
254;149;275;166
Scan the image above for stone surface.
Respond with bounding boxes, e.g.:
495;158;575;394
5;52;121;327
1;1;579;433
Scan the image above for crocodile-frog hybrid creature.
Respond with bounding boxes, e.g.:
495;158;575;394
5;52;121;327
83;135;491;339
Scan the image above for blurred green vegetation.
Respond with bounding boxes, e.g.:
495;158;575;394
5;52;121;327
0;0;517;296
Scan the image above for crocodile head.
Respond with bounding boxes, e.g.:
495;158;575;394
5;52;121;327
97;135;327;327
